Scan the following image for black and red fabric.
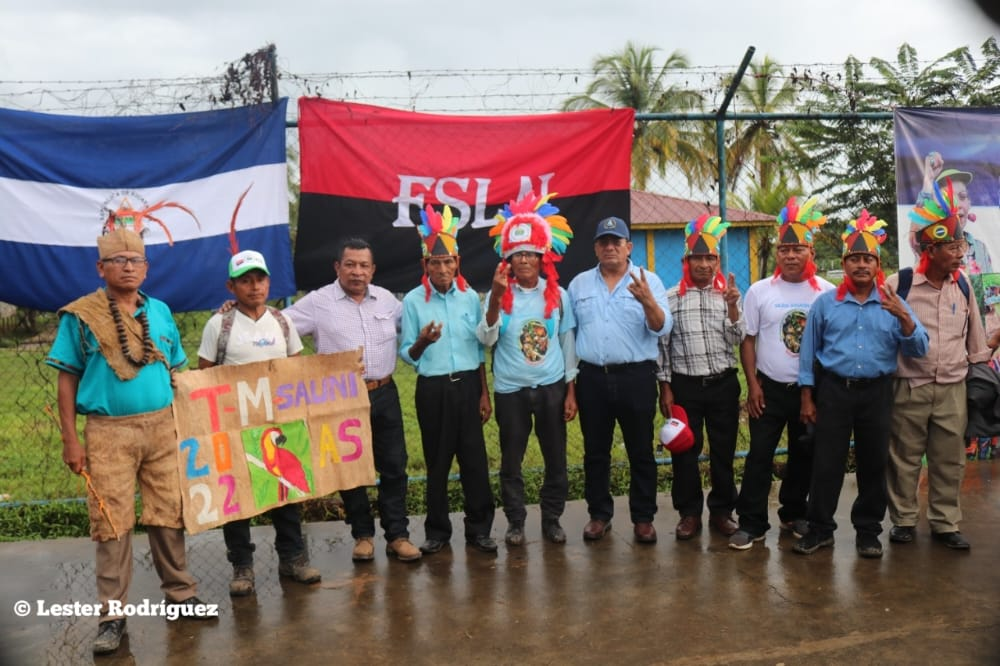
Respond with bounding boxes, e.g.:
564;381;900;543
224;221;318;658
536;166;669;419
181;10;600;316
295;99;634;293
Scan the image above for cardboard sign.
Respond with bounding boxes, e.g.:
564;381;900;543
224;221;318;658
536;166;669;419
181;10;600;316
172;351;374;534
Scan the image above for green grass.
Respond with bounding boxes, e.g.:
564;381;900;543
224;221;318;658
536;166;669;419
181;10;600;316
0;307;758;539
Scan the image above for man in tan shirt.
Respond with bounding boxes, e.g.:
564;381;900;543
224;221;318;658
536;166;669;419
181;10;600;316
886;179;991;550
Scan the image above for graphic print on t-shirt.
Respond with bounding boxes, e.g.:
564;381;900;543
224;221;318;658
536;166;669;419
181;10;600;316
781;309;808;354
519;319;549;365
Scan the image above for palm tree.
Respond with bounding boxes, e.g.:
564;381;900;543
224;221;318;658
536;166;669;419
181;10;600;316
562;42;701;190
727;56;807;193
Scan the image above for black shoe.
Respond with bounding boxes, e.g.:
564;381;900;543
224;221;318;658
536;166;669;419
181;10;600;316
466;534;498;553
856;533;883;558
931;531;970;550
505;522;525;546
93;619;127;655
542;520;567;544
165;596;217;621
419;539;449;555
889;525;915;544
792;531;834;555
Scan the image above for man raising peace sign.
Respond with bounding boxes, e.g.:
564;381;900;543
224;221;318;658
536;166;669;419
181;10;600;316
568;216;671;544
657;214;746;541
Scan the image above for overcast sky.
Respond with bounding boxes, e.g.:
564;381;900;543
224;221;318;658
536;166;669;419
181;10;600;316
2;0;996;83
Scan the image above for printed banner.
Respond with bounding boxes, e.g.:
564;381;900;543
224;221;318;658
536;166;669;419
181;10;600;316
894;107;1000;329
296;99;635;293
0;101;293;312
172;351;374;534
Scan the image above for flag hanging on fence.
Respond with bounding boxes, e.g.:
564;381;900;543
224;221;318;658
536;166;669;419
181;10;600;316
296;99;635;293
0;100;293;312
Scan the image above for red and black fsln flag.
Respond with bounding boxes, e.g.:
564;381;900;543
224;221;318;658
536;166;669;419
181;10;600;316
296;98;634;293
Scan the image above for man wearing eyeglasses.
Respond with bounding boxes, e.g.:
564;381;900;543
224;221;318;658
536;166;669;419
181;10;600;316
886;180;991;551
45;227;210;655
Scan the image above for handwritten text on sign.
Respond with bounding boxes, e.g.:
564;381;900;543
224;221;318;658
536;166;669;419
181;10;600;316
172;351;375;534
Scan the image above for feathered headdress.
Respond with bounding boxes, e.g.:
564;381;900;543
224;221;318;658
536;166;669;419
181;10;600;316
836;209;888;300
679;214;729;295
417;204;467;300
909;177;960;247
684;214;730;256
773;196;826;291
488;191;573;318
776;196;826;246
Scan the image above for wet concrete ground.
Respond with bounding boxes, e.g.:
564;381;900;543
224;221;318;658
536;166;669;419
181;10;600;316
2;460;998;665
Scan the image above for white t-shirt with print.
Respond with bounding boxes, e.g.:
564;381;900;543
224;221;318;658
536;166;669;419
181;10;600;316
743;275;834;383
197;309;304;366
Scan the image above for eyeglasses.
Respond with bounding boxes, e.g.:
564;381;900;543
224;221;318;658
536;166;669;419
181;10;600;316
510;251;541;261
102;256;147;267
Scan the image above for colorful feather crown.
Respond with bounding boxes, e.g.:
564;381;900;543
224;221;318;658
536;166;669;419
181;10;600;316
776;196;826;245
909;178;960;246
489;191;573;259
684;214;730;256
418;204;460;257
842;209;888;257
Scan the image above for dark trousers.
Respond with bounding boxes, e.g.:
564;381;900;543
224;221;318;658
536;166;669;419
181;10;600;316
415;371;495;542
223;502;304;567
807;373;893;538
736;373;812;535
577;361;658;524
341;380;411;541
495;380;568;524
669;371;740;517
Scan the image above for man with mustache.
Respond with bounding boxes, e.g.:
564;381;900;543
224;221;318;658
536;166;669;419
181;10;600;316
795;211;928;559
729;197;835;550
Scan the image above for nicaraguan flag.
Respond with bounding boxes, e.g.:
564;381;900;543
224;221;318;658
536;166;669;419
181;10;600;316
0;100;293;312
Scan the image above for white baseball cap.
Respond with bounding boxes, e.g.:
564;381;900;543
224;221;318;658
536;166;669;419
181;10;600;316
229;250;270;278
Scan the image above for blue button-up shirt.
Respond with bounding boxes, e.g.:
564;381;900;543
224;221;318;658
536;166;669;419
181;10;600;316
567;261;672;365
399;281;485;377
799;288;928;386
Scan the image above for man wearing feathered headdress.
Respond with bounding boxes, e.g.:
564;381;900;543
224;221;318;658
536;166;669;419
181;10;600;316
795;211;928;559
399;204;497;555
45;225;210;655
884;181;990;551
476;191;578;546
568;215;670;544
730;197;836;550
657;214;745;541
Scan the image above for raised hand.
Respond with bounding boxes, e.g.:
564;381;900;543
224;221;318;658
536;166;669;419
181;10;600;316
419;320;443;345
627;267;655;305
724;272;740;305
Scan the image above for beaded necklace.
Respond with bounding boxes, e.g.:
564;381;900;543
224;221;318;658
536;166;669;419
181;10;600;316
107;294;155;367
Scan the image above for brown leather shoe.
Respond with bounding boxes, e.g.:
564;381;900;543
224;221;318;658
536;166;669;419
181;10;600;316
385;537;422;562
675;515;702;540
582;519;611;541
709;513;739;536
633;522;657;543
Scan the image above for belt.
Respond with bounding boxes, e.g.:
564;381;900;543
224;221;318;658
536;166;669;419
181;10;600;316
579;360;655;374
823;372;889;389
365;376;393;391
757;372;798;390
419;369;479;384
673;367;738;387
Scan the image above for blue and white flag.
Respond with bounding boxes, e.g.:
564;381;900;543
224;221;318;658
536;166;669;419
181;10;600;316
0;100;293;312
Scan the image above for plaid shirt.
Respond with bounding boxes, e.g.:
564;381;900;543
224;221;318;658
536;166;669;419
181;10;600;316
657;283;744;382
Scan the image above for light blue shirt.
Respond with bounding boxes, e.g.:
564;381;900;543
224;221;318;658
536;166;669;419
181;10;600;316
799;288;928;386
476;279;578;393
567;261;672;365
46;291;187;416
400;281;485;377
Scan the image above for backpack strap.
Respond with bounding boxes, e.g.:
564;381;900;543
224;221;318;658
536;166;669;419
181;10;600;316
215;306;291;365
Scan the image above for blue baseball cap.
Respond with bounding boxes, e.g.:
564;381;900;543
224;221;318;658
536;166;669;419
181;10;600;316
594;216;630;241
